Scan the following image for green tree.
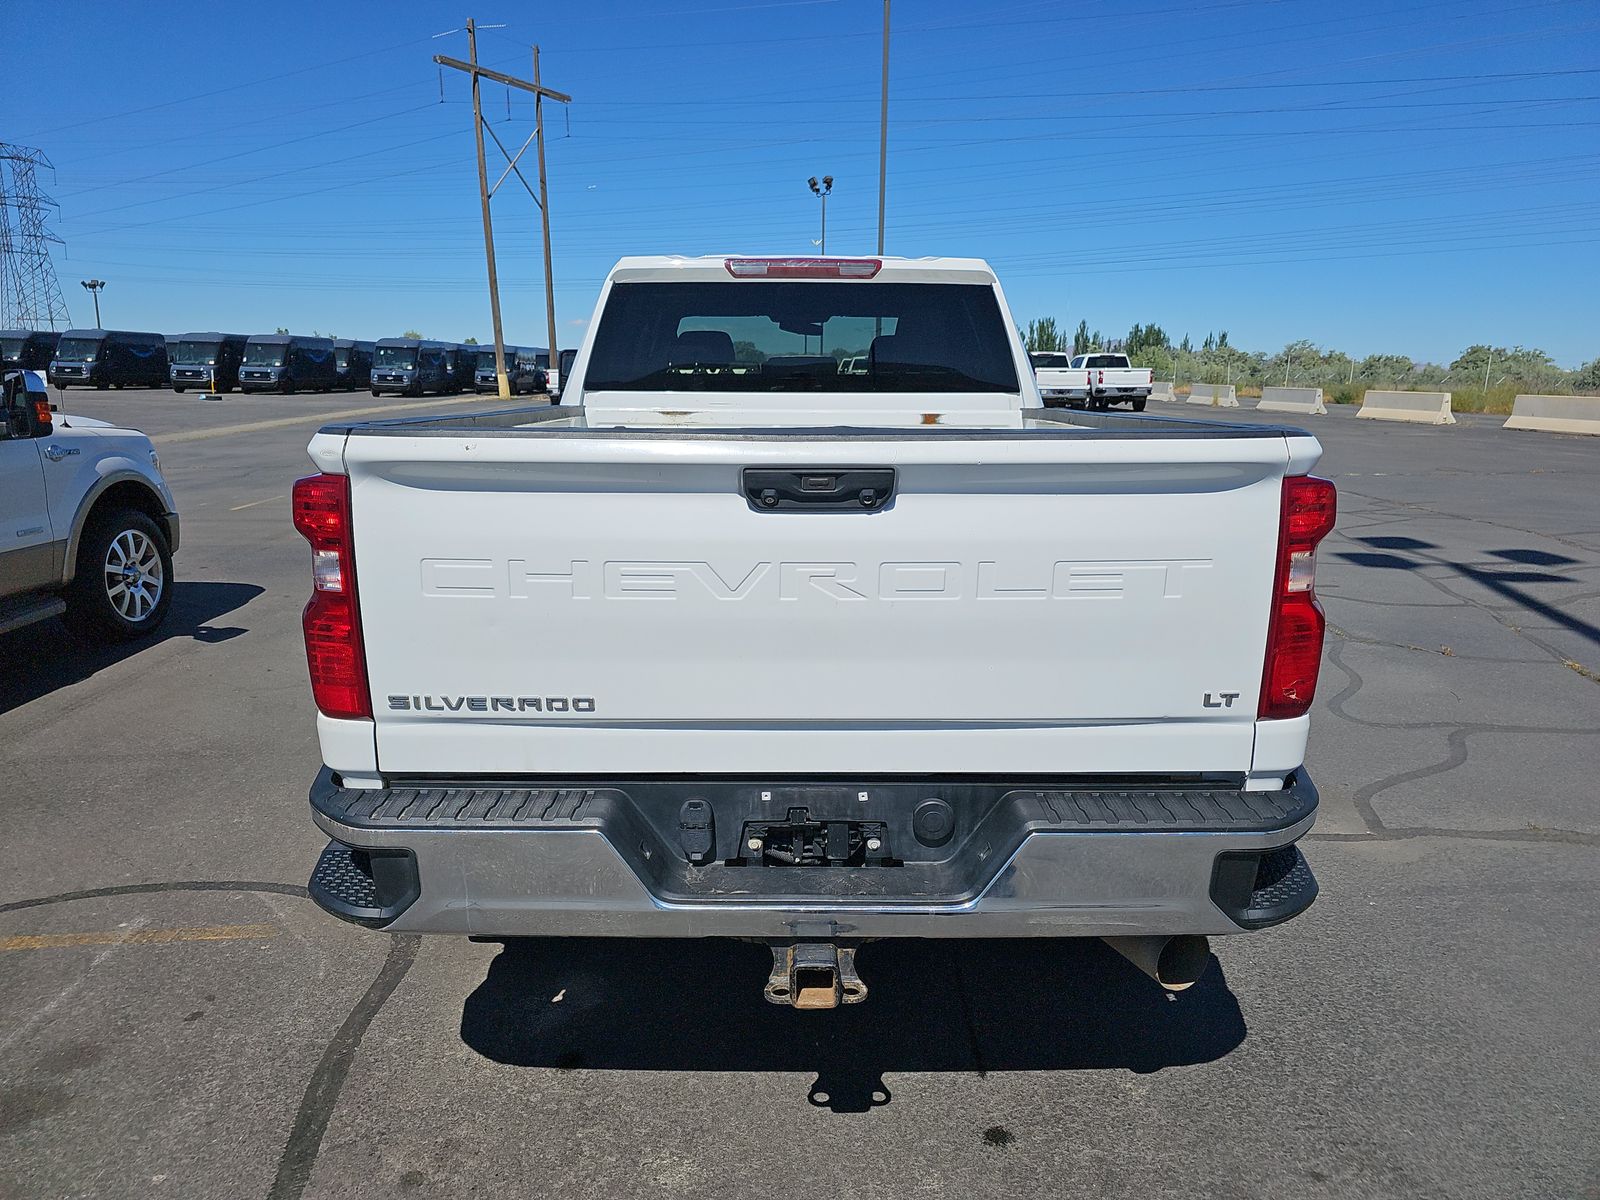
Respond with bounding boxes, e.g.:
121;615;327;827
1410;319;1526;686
1451;344;1559;383
275;326;289;335
732;340;768;364
401;329;426;340
1072;319;1091;355
1023;316;1064;352
1125;323;1169;358
1574;357;1600;391
1358;354;1416;384
1266;339;1321;385
1179;334;1193;354
463;336;479;344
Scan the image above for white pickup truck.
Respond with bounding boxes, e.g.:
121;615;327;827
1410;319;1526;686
1072;352;1154;411
1028;350;1090;407
294;256;1333;1008
1;370;179;640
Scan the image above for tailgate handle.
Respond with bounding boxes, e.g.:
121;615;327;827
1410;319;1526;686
743;467;896;512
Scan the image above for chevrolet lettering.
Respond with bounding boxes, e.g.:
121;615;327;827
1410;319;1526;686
418;557;1215;601
293;254;1335;1009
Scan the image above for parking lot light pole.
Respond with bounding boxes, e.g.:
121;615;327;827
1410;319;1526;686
808;175;833;255
80;279;105;326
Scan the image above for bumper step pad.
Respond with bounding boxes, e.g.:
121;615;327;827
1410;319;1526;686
309;841;419;929
1209;843;1318;929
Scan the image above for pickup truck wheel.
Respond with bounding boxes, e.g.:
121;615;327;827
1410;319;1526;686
1132;399;1147;412
64;510;173;642
173;386;186;394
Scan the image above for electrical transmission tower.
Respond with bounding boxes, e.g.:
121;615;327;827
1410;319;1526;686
0;143;72;331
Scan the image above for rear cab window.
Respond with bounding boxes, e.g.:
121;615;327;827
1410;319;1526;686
584;281;1020;394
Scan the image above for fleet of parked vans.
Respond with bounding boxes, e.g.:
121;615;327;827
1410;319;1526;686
4;328;563;397
473;345;550;394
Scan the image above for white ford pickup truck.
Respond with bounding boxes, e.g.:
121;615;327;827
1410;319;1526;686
2;370;179;640
294;256;1333;1007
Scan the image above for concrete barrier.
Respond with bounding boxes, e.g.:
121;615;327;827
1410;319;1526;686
1502;393;1600;436
1356;390;1455;425
1258;386;1327;415
1151;381;1177;402
1185;383;1239;408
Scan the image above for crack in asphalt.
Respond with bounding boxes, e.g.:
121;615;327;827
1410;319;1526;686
1321;593;1470;610
1325;621;1533;663
1315;642;1600;849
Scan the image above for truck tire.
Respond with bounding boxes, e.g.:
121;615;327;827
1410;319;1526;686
1132;398;1147;412
63;508;174;642
173;386;186;394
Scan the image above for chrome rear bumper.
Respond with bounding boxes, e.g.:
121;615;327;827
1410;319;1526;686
307;769;1318;939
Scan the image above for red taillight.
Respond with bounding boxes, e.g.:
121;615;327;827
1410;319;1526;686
292;473;371;720
724;257;882;279
1259;475;1337;720
1097;369;1105;384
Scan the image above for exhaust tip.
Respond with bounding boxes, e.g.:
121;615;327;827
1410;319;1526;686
1154;935;1211;991
1102;934;1212;992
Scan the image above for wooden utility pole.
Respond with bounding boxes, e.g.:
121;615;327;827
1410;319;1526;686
534;46;558;380
465;19;509;398
435;26;571;400
877;0;890;255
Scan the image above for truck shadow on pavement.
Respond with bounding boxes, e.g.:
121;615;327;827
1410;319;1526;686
459;937;1246;1113
0;581;262;715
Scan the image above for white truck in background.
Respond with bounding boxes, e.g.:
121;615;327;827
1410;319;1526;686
292;255;1334;1009
1027;350;1090;407
1071;351;1154;411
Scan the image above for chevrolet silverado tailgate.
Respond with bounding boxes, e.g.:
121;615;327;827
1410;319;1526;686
341;427;1299;776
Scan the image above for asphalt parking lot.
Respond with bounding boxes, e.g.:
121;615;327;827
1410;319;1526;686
3;389;1598;1200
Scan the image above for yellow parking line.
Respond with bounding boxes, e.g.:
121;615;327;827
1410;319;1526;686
0;924;278;951
230;494;285;512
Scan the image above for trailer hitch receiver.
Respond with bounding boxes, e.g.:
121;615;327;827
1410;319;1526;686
765;943;868;1009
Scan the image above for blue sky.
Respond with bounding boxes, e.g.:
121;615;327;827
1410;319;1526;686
11;0;1599;365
